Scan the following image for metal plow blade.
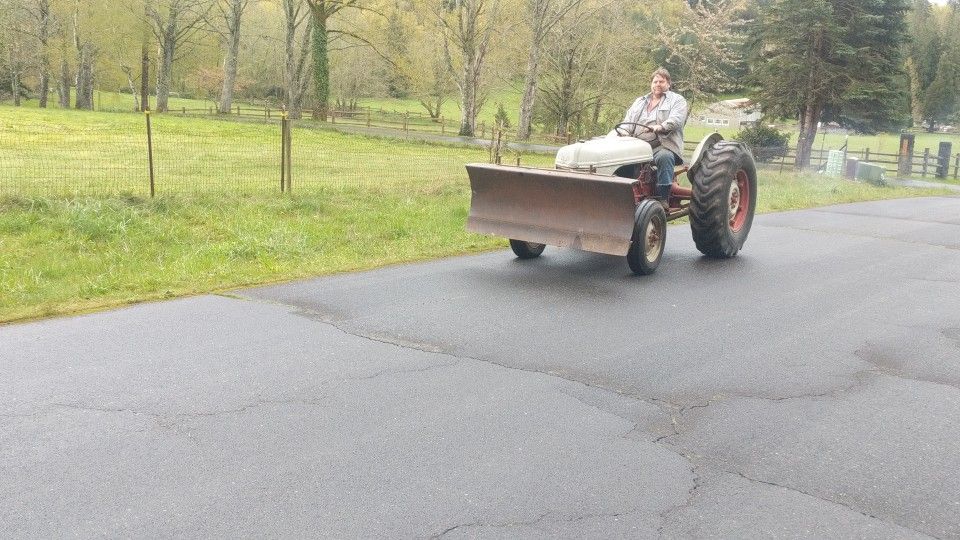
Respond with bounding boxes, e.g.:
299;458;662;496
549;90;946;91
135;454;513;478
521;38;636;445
466;163;638;256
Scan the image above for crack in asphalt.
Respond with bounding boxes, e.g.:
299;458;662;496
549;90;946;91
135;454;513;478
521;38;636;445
760;222;959;249
429;512;551;538
729;471;942;540
656;466;704;536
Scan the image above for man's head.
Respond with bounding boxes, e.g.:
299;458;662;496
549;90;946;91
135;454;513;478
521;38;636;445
650;68;671;97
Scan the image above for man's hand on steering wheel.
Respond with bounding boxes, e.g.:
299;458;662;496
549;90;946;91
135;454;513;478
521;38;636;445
614;122;657;137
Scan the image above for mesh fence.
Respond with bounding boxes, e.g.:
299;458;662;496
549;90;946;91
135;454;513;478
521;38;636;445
0;112;555;198
1;110;956;198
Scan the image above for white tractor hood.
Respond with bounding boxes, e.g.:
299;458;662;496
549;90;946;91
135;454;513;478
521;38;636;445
554;135;654;175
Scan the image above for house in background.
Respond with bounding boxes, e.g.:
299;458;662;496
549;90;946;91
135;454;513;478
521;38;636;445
693;98;762;130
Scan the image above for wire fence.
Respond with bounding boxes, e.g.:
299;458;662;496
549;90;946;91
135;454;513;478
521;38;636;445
1;111;956;199
0;112;557;198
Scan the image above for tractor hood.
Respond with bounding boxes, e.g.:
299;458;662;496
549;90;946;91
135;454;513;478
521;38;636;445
555;135;654;173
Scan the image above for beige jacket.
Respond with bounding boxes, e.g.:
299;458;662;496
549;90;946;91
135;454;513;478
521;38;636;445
621;91;689;160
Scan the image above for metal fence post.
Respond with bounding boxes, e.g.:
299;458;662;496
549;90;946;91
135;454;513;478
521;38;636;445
280;113;287;193
145;110;156;198
285;117;292;193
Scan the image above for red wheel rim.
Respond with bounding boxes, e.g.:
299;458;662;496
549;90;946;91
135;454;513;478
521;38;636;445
729;170;750;233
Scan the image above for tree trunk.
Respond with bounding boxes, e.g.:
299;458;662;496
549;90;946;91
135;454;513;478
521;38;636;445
795;99;820;169
74;43;94;110
310;13;329;121
140;44;150;111
459;58;477;136
37;0;51;108
905;56;923;128
517;41;542;140
283;0;311;120
156;40;174;112
58;57;71;108
219;0;243;114
11;68;21;106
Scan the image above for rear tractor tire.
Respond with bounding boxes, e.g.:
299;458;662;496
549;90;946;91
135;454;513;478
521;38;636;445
689;141;758;258
627;199;667;275
510;239;546;259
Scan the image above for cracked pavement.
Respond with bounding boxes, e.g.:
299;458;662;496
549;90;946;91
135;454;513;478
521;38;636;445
2;197;959;538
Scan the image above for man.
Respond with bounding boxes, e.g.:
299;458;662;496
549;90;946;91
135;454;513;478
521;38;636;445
616;67;688;207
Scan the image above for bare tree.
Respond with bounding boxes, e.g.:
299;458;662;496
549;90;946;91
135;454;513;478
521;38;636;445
213;0;250;113
146;0;214;112
433;0;502;136
282;0;313;119
657;0;748;107
72;0;95;110
517;0;584;139
537;10;604;138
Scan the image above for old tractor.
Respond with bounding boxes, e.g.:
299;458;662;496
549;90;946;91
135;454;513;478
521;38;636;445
466;124;758;275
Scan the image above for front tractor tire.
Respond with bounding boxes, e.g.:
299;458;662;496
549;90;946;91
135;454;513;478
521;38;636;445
510;239;546;259
689;141;758;258
627;199;667;275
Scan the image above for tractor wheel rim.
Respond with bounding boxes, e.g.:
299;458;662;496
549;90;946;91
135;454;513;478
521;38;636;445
729;170;750;233
645;220;662;261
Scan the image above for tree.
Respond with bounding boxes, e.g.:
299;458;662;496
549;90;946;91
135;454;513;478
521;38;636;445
750;0;910;169
214;0;250;113
281;0;314;119
657;0;749;107
146;0;214;112
536;2;603;137
516;0;585;139
303;0;379;121
433;0;502;136
904;0;942;127
920;2;960;129
72;0;96;110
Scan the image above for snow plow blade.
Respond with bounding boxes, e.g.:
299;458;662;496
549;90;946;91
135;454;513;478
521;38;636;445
466;163;639;256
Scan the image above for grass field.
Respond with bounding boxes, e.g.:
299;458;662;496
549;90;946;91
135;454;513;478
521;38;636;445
0;104;955;323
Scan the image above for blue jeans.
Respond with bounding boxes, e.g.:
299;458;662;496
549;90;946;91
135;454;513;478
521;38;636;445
653;148;679;190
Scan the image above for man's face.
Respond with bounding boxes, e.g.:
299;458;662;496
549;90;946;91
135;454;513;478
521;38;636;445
650;75;669;96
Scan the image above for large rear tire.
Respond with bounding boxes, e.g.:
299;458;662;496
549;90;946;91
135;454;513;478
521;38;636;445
689;141;757;258
627;199;667;275
510;239;546;259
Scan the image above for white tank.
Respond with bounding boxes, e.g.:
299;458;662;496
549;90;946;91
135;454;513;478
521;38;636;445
554;135;654;175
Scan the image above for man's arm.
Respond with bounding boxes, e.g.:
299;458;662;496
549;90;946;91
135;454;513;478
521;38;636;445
658;94;688;133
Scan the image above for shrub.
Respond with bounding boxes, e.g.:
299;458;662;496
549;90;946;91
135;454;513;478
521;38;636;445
494;103;511;129
735;123;790;162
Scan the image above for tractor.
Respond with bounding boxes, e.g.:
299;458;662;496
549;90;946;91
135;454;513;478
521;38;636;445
466;124;758;275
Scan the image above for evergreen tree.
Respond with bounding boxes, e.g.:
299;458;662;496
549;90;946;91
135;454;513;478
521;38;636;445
749;0;910;168
922;2;960;129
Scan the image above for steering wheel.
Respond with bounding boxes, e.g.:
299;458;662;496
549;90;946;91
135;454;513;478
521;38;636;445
614;122;654;137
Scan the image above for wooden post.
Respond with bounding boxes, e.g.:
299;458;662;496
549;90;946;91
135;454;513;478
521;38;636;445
865;148;870;162
480;121;486;138
936;142;952;178
366;111;371;127
236;105;240;115
331;110;336;124
955;154;960;180
441;116;445;135
145;111;155;198
897;134;915;178
922;148;929;177
404;112;409;132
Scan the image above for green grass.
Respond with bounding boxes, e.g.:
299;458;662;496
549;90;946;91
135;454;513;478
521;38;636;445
0;104;954;323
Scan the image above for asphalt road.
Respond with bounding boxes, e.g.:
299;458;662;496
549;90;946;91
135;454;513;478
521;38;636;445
2;197;959;538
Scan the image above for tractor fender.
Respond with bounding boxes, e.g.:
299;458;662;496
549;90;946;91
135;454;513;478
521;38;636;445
687;132;724;176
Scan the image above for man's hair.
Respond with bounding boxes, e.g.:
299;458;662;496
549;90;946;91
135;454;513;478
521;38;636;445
652;67;672;84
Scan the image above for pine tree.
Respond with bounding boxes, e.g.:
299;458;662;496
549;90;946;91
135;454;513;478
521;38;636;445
749;0;910;168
